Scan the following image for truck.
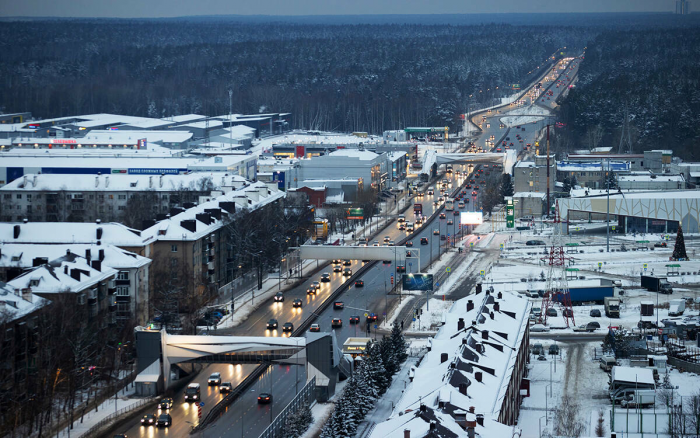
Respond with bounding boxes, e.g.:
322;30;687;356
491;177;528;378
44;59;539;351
668;299;686;316
641;275;673;294
413;203;423;216
604;296;621;318
620;389;657;408
556;286;614;305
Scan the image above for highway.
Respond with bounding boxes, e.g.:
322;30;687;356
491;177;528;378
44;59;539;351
116;57;580;438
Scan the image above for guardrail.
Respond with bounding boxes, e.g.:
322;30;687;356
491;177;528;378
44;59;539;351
258;377;316;438
81;398;154;438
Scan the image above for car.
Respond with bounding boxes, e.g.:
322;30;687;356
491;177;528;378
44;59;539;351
573;322;600;332
113;435;128;438
372;241;380;247
438;197;445;202
258;393;273;404
654;242;668;248
266;319;278;330
383;236;391;243
453;210;459;216
563;309;573;318
220;382;233;393
332;259;341;265
405;241;413;247
549;344;560;355
389;240;396;246
367;313;378;322
343;268;352;276
465;199;470;204
349;315;360;324
309;323;320;332
471;191;477;196
526;240;546;246
321;273;331;282
311;281;321;290
383;259;392;264
427;190;434;195
398;223;406;230
307;287;316;295
343;260;352;266
545;308;557;317
417;192;424;197
355;280;364;287
439;213;446;219
157;413;172;428
530;324;550;333
420;237;429;245
396;265;406;273
334;301;345;310
274;292;284;302
433;229;440;235
141;414;157;426
333;265;343;273
283;322;294;332
331;318;343;328
447;219;453;225
158;398;173;410
590;309;601;317
208;372;221;386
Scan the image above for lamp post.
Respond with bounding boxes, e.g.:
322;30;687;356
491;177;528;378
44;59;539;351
606;159;611;252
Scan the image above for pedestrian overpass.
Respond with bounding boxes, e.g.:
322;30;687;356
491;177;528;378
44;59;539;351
299;245;421;270
420;149;517;176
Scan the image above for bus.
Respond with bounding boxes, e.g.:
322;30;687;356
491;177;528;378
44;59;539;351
445;198;454;211
414;203;423;216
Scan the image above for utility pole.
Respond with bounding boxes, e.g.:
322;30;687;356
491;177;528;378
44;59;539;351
606;159;611;252
546;124;551;217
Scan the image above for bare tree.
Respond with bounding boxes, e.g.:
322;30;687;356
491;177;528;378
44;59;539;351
553;395;586;438
586;124;604;151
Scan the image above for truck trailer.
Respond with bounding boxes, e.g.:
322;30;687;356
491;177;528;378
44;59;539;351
641;275;673;294
554;286;614;305
605;296;621;318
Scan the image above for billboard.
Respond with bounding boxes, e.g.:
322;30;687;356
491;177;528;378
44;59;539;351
402;274;433;291
346;208;364;220
460;212;483;225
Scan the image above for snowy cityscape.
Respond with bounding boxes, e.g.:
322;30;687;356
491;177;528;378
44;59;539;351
1;2;700;438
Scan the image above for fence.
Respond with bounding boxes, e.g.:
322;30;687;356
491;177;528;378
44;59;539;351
258;377;316;438
611;394;700;436
80;398;153;438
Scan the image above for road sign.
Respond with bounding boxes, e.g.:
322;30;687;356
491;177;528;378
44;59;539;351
374;324;378;329
446;267;451;273
598;262;603;268
477;236;481;240
383;312;386;316
364;312;368;317
409;262;413;267
435;282;440;287
199;402;205;407
500;243;504;250
612;225;616;231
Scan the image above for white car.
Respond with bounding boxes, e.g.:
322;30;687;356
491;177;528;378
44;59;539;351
530;324;550;333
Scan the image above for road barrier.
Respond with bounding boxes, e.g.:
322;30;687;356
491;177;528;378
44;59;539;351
258;377;316;438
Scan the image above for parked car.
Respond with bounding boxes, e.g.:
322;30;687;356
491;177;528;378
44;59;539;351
590;309;601;317
530;324;550;332
546;308;558;317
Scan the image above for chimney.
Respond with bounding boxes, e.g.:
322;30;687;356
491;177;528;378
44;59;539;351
454;409;467;430
476;414;484;426
85;249;91;262
482;330;489;340
180;219;197;233
458;317;465;331
70;269;81;281
22;288;33;303
196;212;212;225
64;265;68;274
472;319;477;326
469;406;475;414
440;353;448;363
219;201;236;213
403;430;410;438
419;404;427;413
429;421;436;431
475;372;482;383
13;224;20;239
494;302;500;312
490;311;494;320
91;260;102;272
475;283;482;294
23;218;28;224
66;249;71;256
204;208;222;220
458;383;467;395
32;257;48;267
462;337;468;345
99;249;105;261
466;413;476;438
467;300;474;312
497;291;503;299
96;227;103;240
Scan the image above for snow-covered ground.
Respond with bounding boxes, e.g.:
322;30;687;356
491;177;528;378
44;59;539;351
500;104;549;126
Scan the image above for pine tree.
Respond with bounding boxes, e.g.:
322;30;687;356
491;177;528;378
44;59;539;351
283;403;314;438
379;336;398;378
499;173;514;198
390;322;409;365
365;341;389;394
354;360;378;415
672;224;688;261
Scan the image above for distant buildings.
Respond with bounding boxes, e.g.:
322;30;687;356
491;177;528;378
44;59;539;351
676;0;691;14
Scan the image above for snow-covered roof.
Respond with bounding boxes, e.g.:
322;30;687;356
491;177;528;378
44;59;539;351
220;125;256;138
141;181;285;242
161;114;206;124
187;154;255;170
0;243;150;270
557;161;629;172
328;149;379;160
7;251;117;295
371;291;531;438
618;174;684;182
0;156;200;171
180;121;223;130
514;160;535;168
0;222;147;247
73;115;157;128
81;129;193;144
512;192;547;199
0;282;48;321
611;366;655;386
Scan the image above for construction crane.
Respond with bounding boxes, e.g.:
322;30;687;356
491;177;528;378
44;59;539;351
538;201;576;328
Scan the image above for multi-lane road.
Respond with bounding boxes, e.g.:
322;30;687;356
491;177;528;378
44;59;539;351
118;55;580;438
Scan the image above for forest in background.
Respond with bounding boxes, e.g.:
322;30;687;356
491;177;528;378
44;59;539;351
0;19;594;133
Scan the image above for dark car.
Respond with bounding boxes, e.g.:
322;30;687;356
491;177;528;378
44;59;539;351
349;315;360;324
343;268;352;276
333;265;343;273
405;241;413;247
157;414;172;428
355;280;364;287
258;393;273;404
292;298;303;308
266;319;278;330
321;273;331;282
334;302;344;310
453;210;459;216
546;308;557;317
367;313;378;322
307;287;316;295
589;309;601;317
343;260;352;266
526;240;546;246
158;398;173;410
420;237;429;245
282;322;294;332
563;309;573;318
220;382;233;393
396;265;406;273
141;414;157;426
447;219;453;225
274;292;284;302
439;213;446;219
331;318;343;328
440;235;446;241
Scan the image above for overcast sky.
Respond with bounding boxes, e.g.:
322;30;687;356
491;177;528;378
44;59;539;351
0;0;677;18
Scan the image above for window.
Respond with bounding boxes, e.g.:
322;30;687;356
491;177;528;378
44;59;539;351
30;279;40;287
3;194;10;200
117;271;129;281
98;194;104;200
26;194;31;201
77;294;86;305
116;286;129;296
118;195;126;200
171;244;178;252
89;195;94;199
16;194;22;199
109;195;114;199
118;206;126;211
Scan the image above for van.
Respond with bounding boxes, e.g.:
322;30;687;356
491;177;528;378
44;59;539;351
406;222;414;232
398;214;406;223
184;383;201;402
600;356;616;372
620;390;657;408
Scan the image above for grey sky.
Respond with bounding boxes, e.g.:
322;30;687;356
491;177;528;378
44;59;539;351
0;0;677;18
